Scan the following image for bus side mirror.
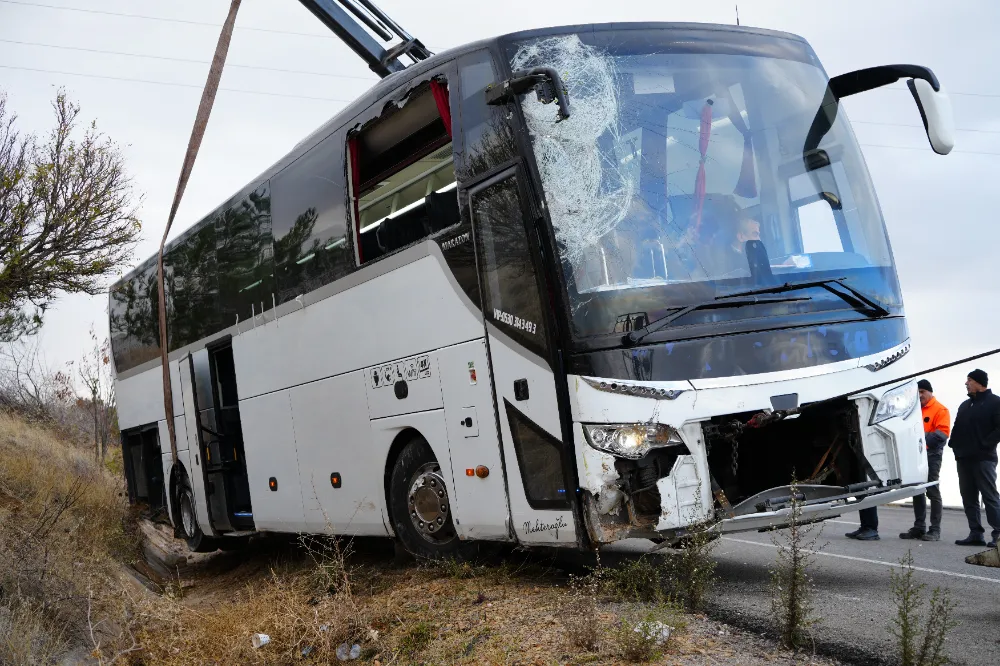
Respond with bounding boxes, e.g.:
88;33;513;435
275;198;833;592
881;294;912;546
486;67;571;122
907;78;954;155
827;64;954;156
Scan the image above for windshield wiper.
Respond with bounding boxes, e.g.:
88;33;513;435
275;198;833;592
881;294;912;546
623;295;811;346
720;277;891;319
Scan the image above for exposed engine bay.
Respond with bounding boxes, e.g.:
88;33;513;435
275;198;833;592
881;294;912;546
581;398;893;544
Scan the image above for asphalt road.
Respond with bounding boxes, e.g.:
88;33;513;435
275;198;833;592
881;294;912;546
608;505;1000;666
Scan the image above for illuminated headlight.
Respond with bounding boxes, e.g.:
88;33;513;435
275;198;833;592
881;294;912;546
582;423;683;460
871;381;919;425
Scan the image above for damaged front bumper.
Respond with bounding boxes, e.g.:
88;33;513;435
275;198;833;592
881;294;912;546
577;416;937;544
717;480;937;533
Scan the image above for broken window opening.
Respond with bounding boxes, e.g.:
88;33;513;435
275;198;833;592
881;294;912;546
350;80;460;264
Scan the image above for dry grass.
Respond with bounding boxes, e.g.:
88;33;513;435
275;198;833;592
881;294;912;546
0;412;844;665
0;412;144;664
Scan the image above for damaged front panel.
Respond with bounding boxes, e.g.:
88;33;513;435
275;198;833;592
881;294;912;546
576;422;711;543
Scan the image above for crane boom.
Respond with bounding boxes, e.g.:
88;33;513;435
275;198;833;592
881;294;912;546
297;0;432;77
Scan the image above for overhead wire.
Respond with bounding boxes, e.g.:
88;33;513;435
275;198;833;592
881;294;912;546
852;120;1000;135
0;64;355;103
0;38;380;81
0;0;446;51
0;0;334;39
7;62;1000;155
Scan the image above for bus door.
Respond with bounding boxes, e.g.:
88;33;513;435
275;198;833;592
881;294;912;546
178;345;255;535
467;167;578;546
203;342;255;531
178;352;217;536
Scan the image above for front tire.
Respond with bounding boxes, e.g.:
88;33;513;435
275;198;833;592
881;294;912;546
389;436;472;560
178;486;217;553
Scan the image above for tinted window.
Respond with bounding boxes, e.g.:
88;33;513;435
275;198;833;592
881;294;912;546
110;261;162;372
470;175;548;355
456;51;517;182
506;401;569;508
271;132;351;303
216;183;275;325
165;221;220;349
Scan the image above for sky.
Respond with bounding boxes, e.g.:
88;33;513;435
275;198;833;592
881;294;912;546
2;0;999;508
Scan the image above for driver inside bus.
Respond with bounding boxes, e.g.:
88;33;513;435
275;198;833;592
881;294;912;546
707;211;761;279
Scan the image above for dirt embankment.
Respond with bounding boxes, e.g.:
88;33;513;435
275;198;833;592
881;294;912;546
0;413;841;665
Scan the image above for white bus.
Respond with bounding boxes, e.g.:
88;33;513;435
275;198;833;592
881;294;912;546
112;22;953;557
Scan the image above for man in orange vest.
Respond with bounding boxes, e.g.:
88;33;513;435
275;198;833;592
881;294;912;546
900;379;951;541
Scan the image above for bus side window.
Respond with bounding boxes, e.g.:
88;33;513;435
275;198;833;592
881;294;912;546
349;80;458;265
166;220;222;350
216;182;275;325
110;260;162;373
271;131;353;304
455;50;517;182
470;174;549;357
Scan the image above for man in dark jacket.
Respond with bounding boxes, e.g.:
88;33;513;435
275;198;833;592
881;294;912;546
949;369;1000;548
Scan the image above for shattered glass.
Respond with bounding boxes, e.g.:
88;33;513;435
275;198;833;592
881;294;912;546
509;30;902;341
512;35;636;266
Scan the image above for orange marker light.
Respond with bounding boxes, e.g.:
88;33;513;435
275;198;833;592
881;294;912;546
465;468;475;476
475;466;489;479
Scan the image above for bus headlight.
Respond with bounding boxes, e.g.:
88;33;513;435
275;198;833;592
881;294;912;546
871;381;919;425
583;423;683;460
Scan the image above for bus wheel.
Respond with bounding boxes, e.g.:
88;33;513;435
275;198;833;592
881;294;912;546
390;437;470;560
178;486;218;553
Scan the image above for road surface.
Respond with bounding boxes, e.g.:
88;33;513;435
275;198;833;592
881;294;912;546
609;505;1000;665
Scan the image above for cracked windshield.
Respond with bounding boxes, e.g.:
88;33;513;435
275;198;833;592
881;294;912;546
511;33;902;340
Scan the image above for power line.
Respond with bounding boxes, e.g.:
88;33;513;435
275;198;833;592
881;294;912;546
0;0;334;39
884;85;1000;99
853;120;1000;135
5;63;1000;155
0;64;353;103
7;41;1000;127
0;38;379;82
859;143;1000;156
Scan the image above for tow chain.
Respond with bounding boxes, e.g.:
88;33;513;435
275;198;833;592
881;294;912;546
730;437;740;477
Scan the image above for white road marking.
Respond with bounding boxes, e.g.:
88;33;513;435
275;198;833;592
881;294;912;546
827;519;860;526
722;537;1000;585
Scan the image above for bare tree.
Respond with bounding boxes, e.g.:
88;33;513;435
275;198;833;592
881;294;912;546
0;334;61;418
77;326;117;461
0;90;141;341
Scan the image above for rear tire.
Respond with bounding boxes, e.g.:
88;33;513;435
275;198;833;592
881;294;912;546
389;436;473;560
178;486;218;553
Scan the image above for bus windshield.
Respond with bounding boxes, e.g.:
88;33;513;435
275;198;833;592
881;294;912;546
508;29;902;343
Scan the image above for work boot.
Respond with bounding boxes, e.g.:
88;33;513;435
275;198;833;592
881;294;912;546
955;534;987;547
845;527;864;539
851;528;880;541
899;527;925;540
919;530;940;542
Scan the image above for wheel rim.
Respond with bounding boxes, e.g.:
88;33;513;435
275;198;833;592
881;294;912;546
407;463;455;544
180;491;197;538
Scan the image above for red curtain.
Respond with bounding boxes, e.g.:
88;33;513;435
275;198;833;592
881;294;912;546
429;79;452;138
348;135;362;262
691;100;714;237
